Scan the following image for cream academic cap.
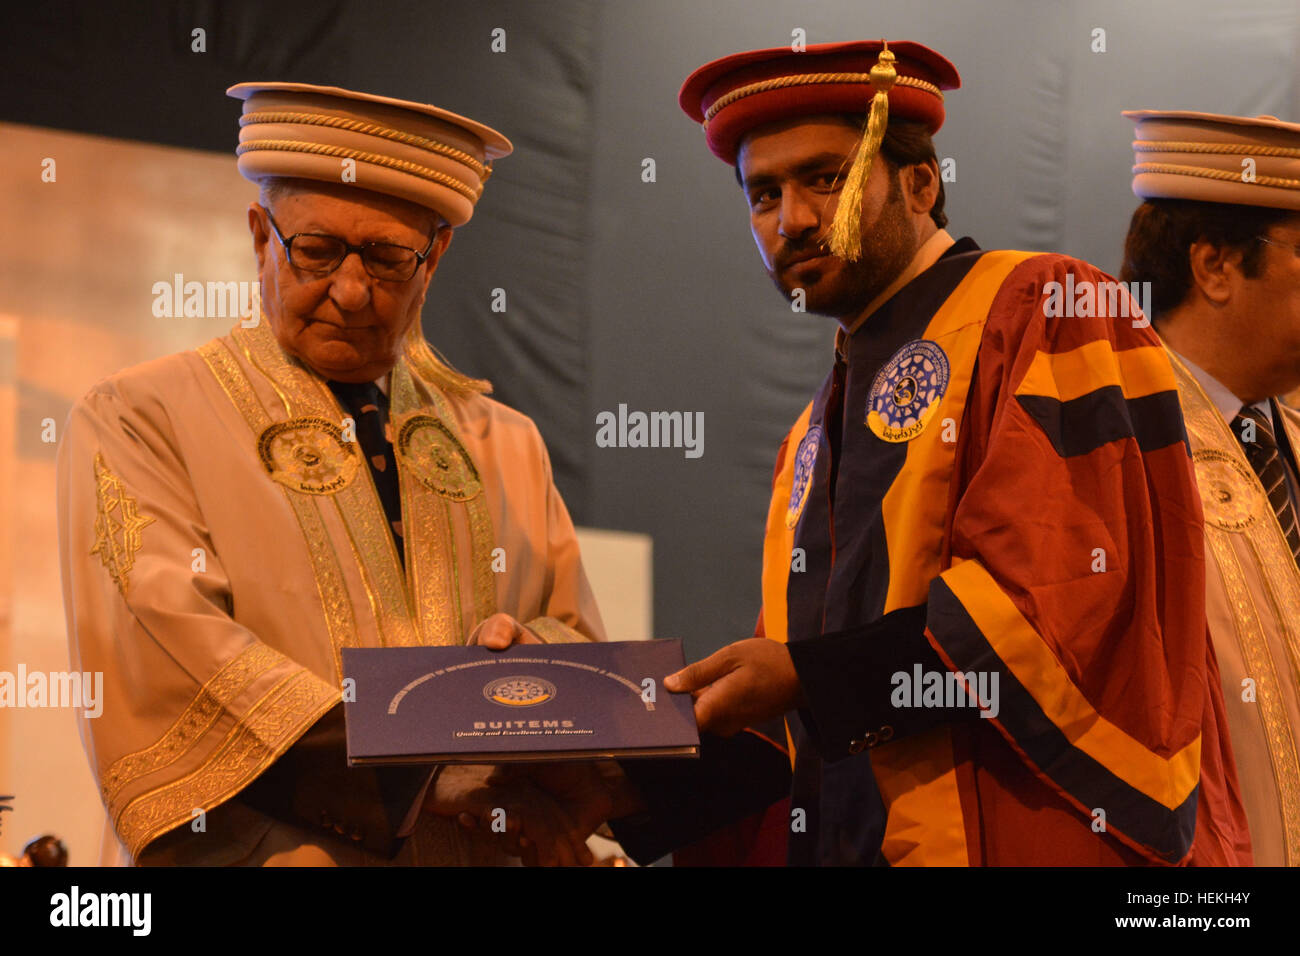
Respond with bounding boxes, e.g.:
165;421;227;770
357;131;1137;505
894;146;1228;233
1126;109;1300;210
227;81;513;226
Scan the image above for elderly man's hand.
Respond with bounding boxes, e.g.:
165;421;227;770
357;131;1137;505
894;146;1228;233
467;613;542;649
424;764;595;866
450;762;645;867
664;638;805;737
454;618;640;864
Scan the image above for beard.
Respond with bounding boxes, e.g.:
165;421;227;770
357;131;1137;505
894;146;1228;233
767;180;919;321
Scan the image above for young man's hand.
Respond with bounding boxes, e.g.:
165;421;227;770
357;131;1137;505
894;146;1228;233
665;638;805;737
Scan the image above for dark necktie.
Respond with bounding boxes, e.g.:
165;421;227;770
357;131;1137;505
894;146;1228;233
1232;404;1300;569
328;379;405;568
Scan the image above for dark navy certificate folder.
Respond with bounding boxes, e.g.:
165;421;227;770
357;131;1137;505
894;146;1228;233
342;639;700;764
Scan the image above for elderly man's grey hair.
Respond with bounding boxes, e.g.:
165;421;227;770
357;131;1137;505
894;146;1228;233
258;177;295;208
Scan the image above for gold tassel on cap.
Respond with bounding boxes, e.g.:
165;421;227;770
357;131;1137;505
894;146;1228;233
828;43;897;261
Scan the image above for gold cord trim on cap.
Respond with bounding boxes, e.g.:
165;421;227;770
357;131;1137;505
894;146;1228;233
1134;139;1300;160
1133;161;1300;191
236;140;482;201
703;71;942;127
241;110;490;180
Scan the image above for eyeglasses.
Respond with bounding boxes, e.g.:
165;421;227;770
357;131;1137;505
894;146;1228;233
1255;235;1300;257
265;211;438;281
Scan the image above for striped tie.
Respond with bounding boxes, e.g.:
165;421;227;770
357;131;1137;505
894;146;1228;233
329;379;405;568
1232;405;1300;570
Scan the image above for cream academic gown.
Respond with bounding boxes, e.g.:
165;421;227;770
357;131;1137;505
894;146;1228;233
1168;348;1300;865
57;319;606;866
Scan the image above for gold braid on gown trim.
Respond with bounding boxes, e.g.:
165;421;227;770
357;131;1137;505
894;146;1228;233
392;360;480;645
237;322;421;650
1245;520;1300;863
236;318;497;648
116;668;339;859
1169;348;1300;864
415;375;499;632
199;337;360;681
101;643;281;811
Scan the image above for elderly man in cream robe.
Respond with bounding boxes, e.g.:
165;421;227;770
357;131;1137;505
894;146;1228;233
1120;110;1300;865
56;82;606;866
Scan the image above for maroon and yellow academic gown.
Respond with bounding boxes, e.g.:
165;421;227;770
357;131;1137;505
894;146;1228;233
761;238;1251;865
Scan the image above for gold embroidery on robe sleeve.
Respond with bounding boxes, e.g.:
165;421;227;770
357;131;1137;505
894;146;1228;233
89;452;155;597
115;667;339;859
100;643;282;811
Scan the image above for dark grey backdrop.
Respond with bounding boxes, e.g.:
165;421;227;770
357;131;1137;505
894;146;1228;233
7;0;1300;659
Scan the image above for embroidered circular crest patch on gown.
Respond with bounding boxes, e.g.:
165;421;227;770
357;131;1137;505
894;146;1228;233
258;417;361;495
484;676;557;708
396;415;483;501
1193;448;1263;533
866;340;950;443
786;425;822;529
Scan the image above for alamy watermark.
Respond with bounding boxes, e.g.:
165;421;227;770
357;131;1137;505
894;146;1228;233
50;886;151;936
0;666;103;718
1042;275;1151;328
152;274;260;325
891;664;999;719
595;404;704;459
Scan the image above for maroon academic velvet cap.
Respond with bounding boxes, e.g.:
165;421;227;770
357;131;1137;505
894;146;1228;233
680;40;961;165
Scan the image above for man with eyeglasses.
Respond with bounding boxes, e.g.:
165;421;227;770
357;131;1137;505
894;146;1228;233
1119;110;1300;865
55;82;606;866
